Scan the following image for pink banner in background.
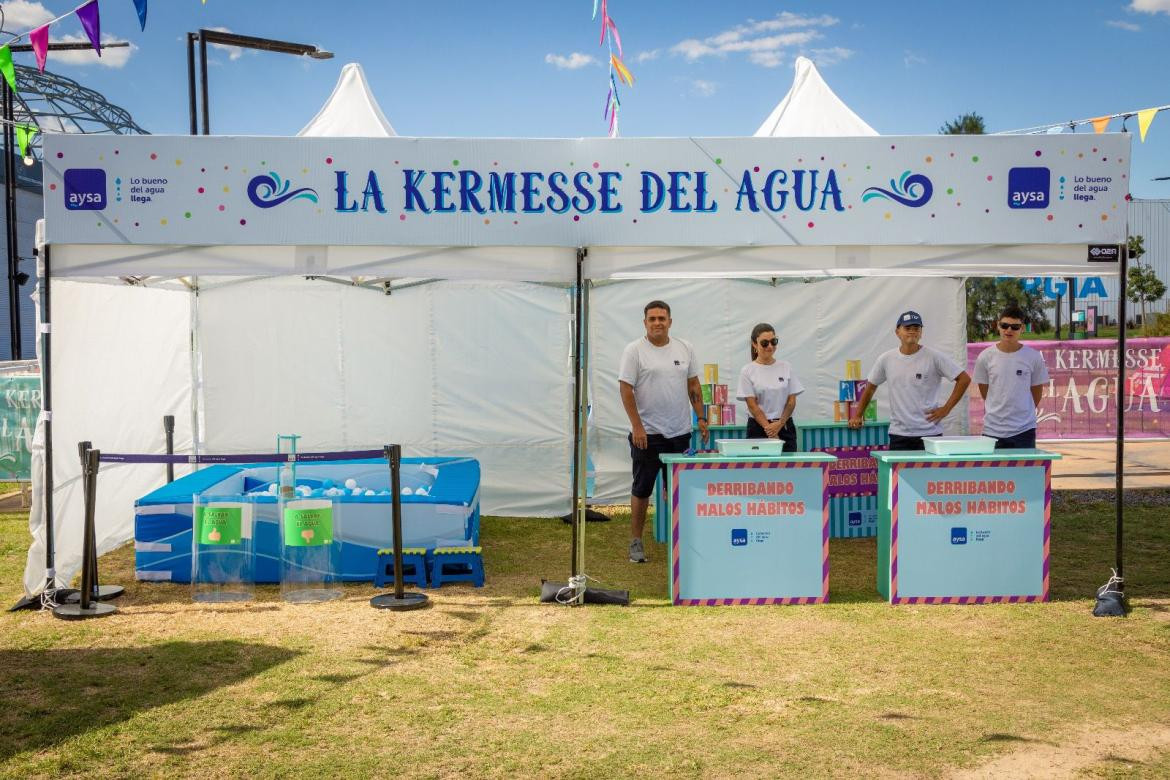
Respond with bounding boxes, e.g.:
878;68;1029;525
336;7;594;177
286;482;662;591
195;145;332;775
966;337;1170;440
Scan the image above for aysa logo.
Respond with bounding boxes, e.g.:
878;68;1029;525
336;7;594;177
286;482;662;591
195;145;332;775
63;169;106;211
1008;167;1050;209
951;527;968;545
731;528;748;547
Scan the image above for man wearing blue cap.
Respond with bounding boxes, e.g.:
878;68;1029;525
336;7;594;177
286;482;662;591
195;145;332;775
850;310;971;450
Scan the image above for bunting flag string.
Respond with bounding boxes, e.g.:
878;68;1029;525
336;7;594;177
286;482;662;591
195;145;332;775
0;0;155;80
593;0;633;137
996;104;1170;144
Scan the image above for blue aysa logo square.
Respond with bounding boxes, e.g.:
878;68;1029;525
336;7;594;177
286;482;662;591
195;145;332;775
731;528;748;547
63;169;107;211
1007;167;1050;209
951;527;968;545
847;510;862;527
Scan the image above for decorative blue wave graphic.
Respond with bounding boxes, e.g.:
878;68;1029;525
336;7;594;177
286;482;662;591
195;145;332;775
247;172;319;209
861;170;933;207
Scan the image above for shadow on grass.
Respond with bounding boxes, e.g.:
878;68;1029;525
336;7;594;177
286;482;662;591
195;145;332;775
0;640;299;762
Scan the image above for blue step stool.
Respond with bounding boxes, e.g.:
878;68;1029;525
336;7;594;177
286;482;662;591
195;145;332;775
430;546;484;588
374;547;429;589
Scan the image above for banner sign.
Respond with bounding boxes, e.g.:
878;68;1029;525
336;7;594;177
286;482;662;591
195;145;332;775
0;375;39;480
668;459;829;605
819;445;880;499
967;337;1170;439
891;461;1050;602
43;134;1129;248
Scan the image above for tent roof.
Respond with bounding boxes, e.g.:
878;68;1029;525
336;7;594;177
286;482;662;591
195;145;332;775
298;63;396;138
754;56;877;137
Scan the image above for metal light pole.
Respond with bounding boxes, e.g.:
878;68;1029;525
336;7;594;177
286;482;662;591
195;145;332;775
186;30;332;135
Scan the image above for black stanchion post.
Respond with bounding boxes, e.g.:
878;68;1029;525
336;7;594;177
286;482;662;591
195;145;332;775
62;444;123;606
164;415;176;483
54;448;116;620
370;444;428;611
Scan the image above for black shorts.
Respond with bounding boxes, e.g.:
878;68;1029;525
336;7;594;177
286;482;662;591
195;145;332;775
993;428;1037;450
629;432;691;499
745;418;797;452
888;434;926;451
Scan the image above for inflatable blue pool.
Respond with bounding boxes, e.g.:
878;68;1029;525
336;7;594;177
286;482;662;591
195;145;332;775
134;457;480;583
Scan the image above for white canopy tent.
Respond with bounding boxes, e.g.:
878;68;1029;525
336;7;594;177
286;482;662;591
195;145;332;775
21;61;1130;600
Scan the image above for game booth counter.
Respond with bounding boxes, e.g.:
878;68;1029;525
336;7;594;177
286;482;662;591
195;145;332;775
20;64;1132;607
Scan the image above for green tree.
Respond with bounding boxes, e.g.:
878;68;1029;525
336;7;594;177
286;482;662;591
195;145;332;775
1126;235;1166;335
966;278;1052;341
940;112;987;135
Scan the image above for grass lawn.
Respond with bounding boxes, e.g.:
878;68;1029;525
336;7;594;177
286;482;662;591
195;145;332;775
1;491;1169;778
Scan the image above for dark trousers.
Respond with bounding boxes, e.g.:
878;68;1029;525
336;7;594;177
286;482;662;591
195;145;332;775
746;418;797;452
993;428;1037;450
888;434;926;451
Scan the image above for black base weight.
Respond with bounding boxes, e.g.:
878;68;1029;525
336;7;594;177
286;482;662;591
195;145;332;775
52;602;117;620
370;592;430;611
63;585;125;604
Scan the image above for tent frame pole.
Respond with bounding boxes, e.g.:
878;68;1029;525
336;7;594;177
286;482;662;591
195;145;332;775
1115;238;1128;583
570;248;588;593
41;244;56;595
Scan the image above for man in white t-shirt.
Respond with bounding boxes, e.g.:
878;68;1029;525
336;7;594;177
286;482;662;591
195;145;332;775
973;304;1050;449
618;300;708;563
850;310;971;450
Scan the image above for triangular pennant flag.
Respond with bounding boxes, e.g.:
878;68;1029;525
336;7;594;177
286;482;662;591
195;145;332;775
606;16;623;58
15;125;38;158
30;25;49;71
591;0;599;20
76;0;102;56
133;0;148;31
610;53;634;86
1137;108;1157;143
1090;116;1110;134
0;46;15;93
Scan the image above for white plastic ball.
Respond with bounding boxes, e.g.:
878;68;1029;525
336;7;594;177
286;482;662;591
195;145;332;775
344;478;357;490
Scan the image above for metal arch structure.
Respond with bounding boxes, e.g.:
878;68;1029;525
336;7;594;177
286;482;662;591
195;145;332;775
11;64;148;140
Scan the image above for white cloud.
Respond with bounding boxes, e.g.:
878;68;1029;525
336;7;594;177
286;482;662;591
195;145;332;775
808;46;853;66
669;12;841;67
634;49;661;63
544;52;596;70
691;79;717;97
1106;19;1142;30
44;34;136;68
904;50;927;68
1131;0;1170;13
204;27;246;60
2;0;53;28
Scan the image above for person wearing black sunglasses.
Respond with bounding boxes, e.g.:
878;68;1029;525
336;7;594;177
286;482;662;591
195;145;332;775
736;323;803;451
972;304;1050;449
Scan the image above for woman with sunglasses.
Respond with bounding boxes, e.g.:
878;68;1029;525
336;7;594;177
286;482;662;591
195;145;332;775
736;323;804;451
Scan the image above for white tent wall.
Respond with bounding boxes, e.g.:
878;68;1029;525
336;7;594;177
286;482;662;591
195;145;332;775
196;277;573;517
587;276;965;504
24;279;194;596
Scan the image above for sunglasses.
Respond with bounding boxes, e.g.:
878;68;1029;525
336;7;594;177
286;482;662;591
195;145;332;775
757;338;779;347
998;322;1023;331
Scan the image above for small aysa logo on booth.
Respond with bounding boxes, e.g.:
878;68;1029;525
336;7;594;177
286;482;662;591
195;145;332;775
1008;167;1050;209
63;168;106;210
247;171;319;209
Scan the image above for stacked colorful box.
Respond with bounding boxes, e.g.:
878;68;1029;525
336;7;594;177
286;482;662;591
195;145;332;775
832;360;876;422
700;381;734;428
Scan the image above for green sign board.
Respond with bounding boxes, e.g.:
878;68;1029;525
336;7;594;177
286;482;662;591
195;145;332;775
0;375;39;481
196;506;243;546
283;505;333;547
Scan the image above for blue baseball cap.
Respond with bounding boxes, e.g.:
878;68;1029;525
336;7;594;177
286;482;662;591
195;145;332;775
896;311;924;327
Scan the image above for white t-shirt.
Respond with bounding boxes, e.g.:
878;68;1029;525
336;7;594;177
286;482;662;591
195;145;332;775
736;360;804;419
973;344;1050;437
618;337;700;438
868;346;963;437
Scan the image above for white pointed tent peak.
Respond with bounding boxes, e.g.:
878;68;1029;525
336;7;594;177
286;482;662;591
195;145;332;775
754;56;877;137
299;63;397;138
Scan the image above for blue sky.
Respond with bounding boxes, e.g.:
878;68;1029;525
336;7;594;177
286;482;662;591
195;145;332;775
5;0;1170;197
